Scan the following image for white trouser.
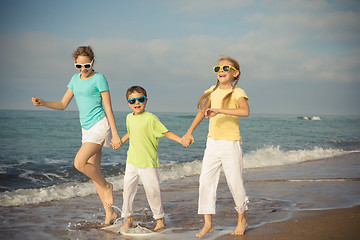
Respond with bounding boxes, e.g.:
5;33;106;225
121;163;164;220
198;137;249;214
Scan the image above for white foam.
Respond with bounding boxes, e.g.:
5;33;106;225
103;224;239;240
300;116;321;120
243;146;346;169
311;116;321;120
0;147;352;207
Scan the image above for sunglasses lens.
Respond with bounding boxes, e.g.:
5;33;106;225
84;64;91;69
223;66;230;71
128;99;136;104
214;66;220;72
138;97;146;103
75;64;82;69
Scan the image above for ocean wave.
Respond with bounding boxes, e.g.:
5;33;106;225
298;116;321;120
0;147;354;207
243;146;348;169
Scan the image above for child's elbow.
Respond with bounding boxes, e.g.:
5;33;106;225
244;109;250;117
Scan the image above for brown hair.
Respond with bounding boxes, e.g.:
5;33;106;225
72;46;95;62
126;86;147;99
197;57;241;110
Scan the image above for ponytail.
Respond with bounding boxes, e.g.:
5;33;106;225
197;80;219;110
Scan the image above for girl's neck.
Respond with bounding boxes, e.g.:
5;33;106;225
219;83;233;90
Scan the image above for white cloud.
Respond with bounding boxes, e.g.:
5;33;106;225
1;0;359;114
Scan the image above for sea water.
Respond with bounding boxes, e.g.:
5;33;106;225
0;110;360;206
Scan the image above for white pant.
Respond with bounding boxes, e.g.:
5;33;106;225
198;137;249;214
121;163;164;220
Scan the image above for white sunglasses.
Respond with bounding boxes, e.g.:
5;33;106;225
74;60;93;69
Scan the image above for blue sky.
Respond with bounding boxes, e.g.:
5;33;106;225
0;0;359;115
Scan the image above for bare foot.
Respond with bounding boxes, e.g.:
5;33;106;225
196;224;214;238
103;182;114;207
230;220;248;235
153;218;165;231
121;216;133;229
104;210;118;226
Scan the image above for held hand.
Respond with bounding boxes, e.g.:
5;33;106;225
181;134;194;148
205;108;219;118
110;135;122;150
32;97;43;107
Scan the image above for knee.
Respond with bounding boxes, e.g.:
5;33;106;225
74;160;85;173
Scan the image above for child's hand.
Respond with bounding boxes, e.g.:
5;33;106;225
111;136;122;150
205;108;219;118
181;134;194;147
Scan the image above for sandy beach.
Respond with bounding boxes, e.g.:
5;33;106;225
215;205;360;240
1;152;360;239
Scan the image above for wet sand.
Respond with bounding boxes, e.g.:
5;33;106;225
1;152;359;239
215;205;360;240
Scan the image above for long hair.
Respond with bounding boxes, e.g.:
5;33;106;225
197;57;241;110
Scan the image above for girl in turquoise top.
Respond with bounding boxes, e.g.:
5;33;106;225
32;46;121;225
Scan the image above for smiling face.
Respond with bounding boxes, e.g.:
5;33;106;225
216;59;240;88
75;55;94;79
127;91;147;115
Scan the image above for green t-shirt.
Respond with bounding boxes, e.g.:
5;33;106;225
126;111;168;168
67;72;109;130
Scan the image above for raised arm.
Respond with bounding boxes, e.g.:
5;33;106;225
101;90;121;150
32;88;74;110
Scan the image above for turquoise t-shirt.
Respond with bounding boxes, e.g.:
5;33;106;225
126;111;168;168
67;72;109;130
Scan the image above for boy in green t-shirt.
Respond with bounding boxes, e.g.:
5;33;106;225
119;86;184;230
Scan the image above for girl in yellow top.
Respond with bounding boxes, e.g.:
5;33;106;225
182;57;250;238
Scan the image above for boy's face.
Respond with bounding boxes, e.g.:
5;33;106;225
127;91;147;115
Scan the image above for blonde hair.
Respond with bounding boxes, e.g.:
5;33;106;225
72;46;95;62
197;57;241;110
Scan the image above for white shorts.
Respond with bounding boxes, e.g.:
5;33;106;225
81;117;111;147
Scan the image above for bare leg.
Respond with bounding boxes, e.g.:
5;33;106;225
121;216;133;229
87;149;117;225
74;142;114;206
196;214;214;238
231;212;248;235
153;218;165;231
